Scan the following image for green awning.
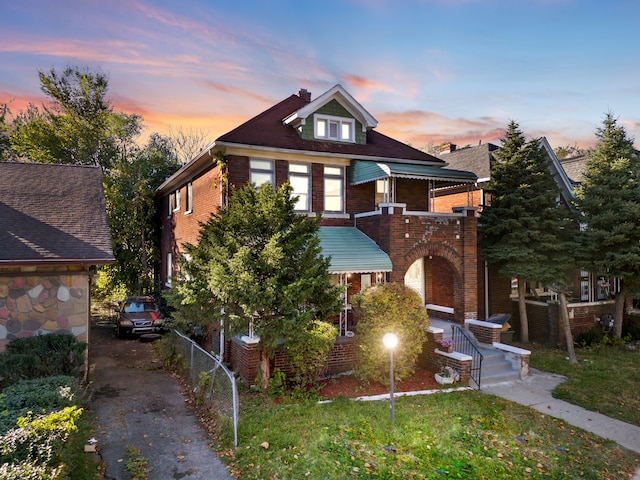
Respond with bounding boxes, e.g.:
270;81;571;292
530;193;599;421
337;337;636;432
318;227;392;274
350;160;477;186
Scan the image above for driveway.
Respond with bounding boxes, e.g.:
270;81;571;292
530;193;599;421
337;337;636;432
87;317;232;480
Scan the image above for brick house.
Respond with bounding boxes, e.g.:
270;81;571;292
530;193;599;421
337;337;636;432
0;162;114;355
156;84;479;381
434;142;617;344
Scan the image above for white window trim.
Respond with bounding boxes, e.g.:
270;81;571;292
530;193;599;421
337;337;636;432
289;163;311;212
185;182;193;214
314;114;355;143
324;166;345;213
173;189;181;212
250;158;275;187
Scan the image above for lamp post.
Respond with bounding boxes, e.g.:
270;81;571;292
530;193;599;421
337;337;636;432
382;333;398;421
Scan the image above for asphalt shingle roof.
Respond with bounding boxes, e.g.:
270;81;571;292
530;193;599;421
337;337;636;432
0;162;114;264
438;143;500;181
217;94;445;164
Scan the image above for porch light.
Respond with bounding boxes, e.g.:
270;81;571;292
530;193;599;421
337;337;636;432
382;333;398;421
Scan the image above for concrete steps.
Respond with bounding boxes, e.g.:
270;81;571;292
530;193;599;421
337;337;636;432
477;346;521;387
431;318;522;388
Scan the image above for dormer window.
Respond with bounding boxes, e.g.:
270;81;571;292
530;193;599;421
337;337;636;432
315;115;354;142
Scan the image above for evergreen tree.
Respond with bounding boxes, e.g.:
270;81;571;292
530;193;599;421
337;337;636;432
480;121;575;343
172;182;342;390
574;112;640;337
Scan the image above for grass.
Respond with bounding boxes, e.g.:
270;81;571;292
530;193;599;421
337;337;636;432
528;343;640;427
214;389;639;479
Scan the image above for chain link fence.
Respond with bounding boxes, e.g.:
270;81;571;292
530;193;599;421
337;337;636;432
173;330;239;447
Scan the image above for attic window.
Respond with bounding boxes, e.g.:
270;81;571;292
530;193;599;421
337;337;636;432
315;115;354;142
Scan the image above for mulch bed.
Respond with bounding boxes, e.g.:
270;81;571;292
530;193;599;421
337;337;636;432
318;367;441;399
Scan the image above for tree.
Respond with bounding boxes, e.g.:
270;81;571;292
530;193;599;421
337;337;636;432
102;134;179;295
166;126;210;165
172;182;342;390
351;283;428;385
6;66;178;298
480;121;575;343
9;66;141;168
0;103;11;161
574;112;640;337
554;143;587;160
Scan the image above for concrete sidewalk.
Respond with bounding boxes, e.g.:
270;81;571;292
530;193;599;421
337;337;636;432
482;369;640;478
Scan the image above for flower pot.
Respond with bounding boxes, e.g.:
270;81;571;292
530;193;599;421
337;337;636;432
435;373;455;385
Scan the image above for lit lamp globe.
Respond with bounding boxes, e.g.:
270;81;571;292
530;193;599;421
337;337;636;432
383;333;398;350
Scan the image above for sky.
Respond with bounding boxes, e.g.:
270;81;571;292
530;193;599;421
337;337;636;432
1;0;639;153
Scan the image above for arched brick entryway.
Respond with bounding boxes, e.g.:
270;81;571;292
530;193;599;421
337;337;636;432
404;242;464;323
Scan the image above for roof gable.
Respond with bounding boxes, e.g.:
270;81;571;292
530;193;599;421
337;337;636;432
283;84;377;131
0;163;114;265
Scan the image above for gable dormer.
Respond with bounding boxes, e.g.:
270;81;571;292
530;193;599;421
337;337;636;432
284;84;378;146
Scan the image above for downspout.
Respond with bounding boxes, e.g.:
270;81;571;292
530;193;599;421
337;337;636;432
484;261;489;320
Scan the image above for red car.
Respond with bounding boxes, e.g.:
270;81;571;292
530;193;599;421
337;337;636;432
117;296;165;338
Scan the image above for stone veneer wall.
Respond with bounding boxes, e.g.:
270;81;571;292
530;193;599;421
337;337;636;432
0;269;90;352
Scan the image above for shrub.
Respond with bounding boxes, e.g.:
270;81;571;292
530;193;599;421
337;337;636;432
0;334;86;386
351;283;429;385
0;376;82;434
284;320;338;392
0;406;82;479
575;326;604;348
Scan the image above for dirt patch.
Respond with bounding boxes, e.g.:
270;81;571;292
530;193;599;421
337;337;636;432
318;367;442;399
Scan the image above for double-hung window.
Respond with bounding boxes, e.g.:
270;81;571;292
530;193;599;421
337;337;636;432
375;179;390;205
289;163;310;211
315;115;355;142
324;166;344;212
250;159;274;187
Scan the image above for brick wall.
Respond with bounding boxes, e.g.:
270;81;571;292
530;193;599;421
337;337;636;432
230;334;359;386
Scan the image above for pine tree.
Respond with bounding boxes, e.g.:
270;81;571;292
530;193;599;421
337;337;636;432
173;182;343;390
480;121;576;344
574;112;640;337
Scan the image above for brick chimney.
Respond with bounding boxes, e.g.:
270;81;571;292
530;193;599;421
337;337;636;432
439;143;457;155
298;88;311;102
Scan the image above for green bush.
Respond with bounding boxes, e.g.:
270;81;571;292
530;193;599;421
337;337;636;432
351;283;429;385
0;376;82;434
0;406;82;479
284;319;337;392
0;334;86;386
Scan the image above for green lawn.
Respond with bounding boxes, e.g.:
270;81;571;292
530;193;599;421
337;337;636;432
215;389;639;479
528;343;640;427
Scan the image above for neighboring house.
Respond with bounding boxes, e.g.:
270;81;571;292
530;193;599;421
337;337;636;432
0;162;114;354
157;84;479;377
435;143;616;343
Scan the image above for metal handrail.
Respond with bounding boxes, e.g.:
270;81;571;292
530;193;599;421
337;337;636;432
451;324;484;390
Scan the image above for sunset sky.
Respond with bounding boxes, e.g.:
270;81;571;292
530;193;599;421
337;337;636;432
1;0;639;153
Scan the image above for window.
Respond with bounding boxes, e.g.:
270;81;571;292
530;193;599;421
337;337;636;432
185;182;193;214
324;166;344;212
250;159;274;187
174;189;181;212
361;274;371;291
375;179;389;205
289;163;310;211
168;193;175;216
315;115;354;142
